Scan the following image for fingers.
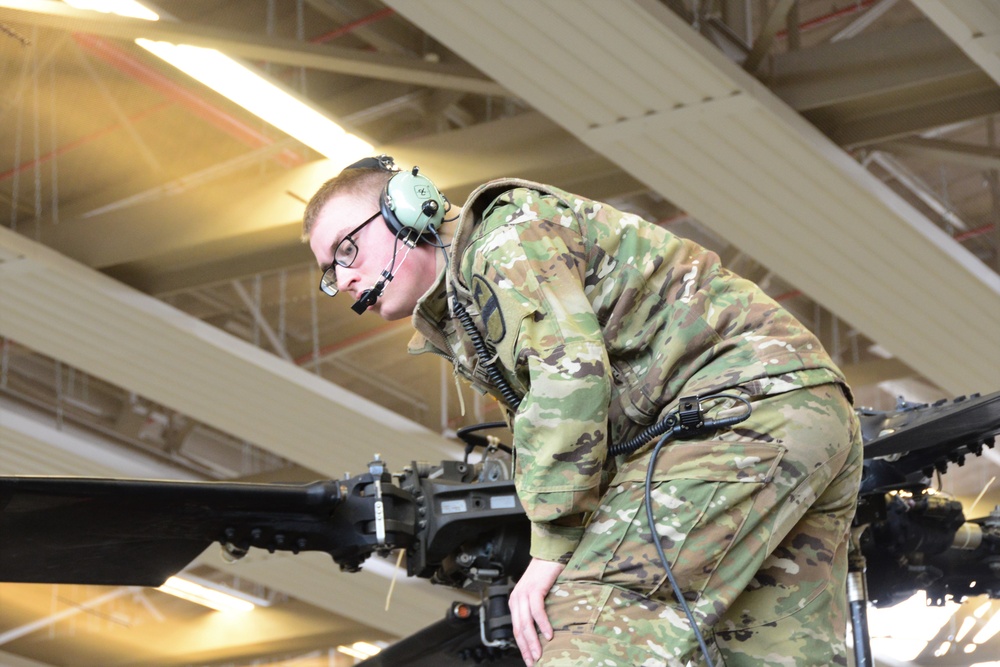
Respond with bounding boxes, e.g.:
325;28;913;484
530;590;553;641
510;558;565;665
511;589;545;665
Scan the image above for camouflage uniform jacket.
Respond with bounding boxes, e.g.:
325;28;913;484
408;179;848;563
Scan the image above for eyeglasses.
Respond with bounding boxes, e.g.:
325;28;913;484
318;211;380;297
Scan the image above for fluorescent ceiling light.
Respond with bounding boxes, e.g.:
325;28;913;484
336;641;382;659
63;0;374;161
62;0;157;20
972;601;1000;645
135;39;372;159
956;615;978;643
157;574;269;613
866;591;956;662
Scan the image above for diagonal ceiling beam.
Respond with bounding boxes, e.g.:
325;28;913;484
819;84;1000;148
912;0;1000;89
0;650;54;667
303;0;418;55
0;0;506;96
0;225;458;477
19;112;635;295
742;0;797;73
829;0;901;42
767;20;1000;146
0;399;191;478
883;136;1000;172
383;0;1000;396
768;21;985;112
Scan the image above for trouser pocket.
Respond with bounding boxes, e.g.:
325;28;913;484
563;440;785;608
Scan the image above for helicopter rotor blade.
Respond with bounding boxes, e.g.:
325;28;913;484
0;476;341;586
861;391;1000;461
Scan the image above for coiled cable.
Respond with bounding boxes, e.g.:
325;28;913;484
452;299;522;410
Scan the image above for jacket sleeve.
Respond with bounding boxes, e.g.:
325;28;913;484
463;204;610;563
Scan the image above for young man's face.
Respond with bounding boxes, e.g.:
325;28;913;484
309;190;438;321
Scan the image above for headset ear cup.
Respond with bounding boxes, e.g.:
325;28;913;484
380;169;446;244
380;180;406;238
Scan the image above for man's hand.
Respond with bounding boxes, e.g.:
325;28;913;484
509;557;565;666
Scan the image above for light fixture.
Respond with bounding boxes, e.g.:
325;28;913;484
62;0;374;161
955;615;978;643
62;0;157;20
336;641;382;660
157;573;270;613
971;601;1000;645
134;39;372;159
865;591;957;661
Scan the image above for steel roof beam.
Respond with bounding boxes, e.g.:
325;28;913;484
383;0;1000;395
0;226;459;478
912;0;1000;89
0;650;54;667
882;136;1000;172
768;20;1000;146
769;22;982;111
0;1;506;96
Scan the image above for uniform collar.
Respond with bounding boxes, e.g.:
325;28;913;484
408;177;552;355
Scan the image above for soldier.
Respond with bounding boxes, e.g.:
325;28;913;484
304;156;863;667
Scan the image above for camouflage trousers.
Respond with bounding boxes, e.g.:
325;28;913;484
537;383;863;666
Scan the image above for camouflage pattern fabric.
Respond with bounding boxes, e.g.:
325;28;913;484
411;179;850;559
408;180;861;663
541;383;862;666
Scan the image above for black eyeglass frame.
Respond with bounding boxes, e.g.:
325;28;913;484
318;211;380;297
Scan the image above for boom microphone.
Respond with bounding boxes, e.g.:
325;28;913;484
351;283;383;314
351;271;392;314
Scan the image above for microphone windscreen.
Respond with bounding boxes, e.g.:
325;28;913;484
351;290;375;314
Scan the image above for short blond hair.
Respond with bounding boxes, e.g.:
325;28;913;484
302;167;392;238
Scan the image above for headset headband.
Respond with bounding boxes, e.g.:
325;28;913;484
342;154;446;244
344;155;396;172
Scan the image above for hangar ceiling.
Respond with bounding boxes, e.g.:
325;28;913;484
0;1;998;665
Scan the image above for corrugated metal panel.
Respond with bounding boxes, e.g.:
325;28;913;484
447;1;736;130
0;227;457;478
0;649;53;667
386;0;1000;395
0;425;117;477
0;404;187;478
195;549;467;637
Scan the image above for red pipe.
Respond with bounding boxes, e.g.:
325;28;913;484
955;223;996;242
3;7;400;182
0;101;171;183
73;33;304;168
10;3;882;191
311;7;396;44
777;0;879;39
774;289;803;302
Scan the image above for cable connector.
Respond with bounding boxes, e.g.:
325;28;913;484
677;396;704;432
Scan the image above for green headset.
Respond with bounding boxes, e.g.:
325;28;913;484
345;155;448;245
